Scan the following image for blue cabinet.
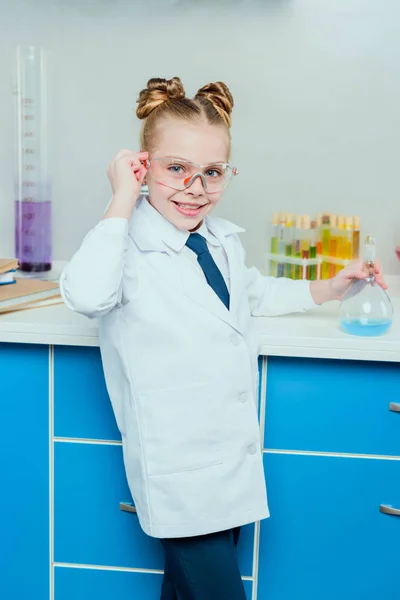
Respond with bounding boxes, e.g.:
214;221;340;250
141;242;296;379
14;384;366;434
0;343;50;600
258;356;400;600
53;344;255;598
2;343;399;600
258;453;400;600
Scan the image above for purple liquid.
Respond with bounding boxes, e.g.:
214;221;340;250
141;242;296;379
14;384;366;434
15;200;52;272
396;246;400;261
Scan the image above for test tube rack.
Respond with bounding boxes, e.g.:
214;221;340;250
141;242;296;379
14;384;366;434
266;252;351;280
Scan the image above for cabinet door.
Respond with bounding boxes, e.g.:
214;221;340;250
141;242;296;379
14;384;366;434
54;346;120;441
258;452;400;600
55;348;264;445
54;441;164;570
55;567;163;600
54;440;255;577
0;343;49;600
55;567;253;600
265;357;400;456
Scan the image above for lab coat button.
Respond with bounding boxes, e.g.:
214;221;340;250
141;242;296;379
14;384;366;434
239;393;247;403
247;444;257;455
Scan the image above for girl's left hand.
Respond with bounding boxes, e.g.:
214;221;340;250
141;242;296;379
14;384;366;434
330;259;387;300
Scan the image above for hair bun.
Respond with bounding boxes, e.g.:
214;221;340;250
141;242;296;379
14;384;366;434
136;77;186;119
195;82;234;127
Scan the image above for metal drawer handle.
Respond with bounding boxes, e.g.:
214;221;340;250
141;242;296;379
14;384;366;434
389;402;400;413
120;502;137;514
380;504;400;517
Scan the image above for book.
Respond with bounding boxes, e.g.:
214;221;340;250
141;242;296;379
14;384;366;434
0;296;64;315
0;258;19;274
0;258;19;286
0;271;17;286
0;278;60;314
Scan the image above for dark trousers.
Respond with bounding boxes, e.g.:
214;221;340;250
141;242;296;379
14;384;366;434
160;527;246;600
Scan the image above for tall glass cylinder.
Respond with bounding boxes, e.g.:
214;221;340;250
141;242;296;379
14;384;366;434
15;45;52;272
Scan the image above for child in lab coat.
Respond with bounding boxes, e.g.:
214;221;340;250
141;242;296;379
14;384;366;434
60;77;386;600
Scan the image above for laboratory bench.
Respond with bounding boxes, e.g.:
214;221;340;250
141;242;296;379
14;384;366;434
1;277;399;600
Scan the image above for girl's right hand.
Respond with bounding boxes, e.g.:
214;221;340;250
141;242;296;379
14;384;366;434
106;149;148;215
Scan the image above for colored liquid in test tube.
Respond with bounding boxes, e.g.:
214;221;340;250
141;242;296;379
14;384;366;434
269;213;279;276
352;216;360;259
14;46;52;272
316;213;323;255
284;213;293;278
329;215;338;278
292;216;302;280
301;215;311;279
277;213;286;278
321;214;330;279
343;217;353;261
309;220;317;280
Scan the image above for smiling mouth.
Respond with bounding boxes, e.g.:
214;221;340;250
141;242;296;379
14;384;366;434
171;201;208;215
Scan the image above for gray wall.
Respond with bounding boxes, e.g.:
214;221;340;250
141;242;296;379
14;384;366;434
0;0;399;273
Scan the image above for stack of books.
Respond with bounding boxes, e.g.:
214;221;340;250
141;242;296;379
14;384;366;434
0;258;62;314
0;258;19;286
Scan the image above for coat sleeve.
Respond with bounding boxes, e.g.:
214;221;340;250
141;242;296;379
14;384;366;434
60;217;130;319
237;237;318;316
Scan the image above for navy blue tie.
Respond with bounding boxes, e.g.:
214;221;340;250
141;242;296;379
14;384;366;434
185;233;230;310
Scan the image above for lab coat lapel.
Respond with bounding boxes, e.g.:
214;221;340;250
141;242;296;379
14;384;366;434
181;229;245;335
130;201;246;334
181;260;242;333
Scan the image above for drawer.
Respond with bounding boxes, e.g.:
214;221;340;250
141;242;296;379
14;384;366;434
54;440;255;576
259;452;400;600
54;441;163;569
55;567;163;600
55;566;253;600
54;346;120;441
264;357;400;455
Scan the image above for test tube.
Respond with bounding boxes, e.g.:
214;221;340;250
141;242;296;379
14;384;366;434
301;215;311;279
15;45;52;272
269;213;279;276
329;215;338;278
344;216;354;261
337;215;345;261
352;215;360;259
321;214;331;279
309;220;317;280
292;215;303;280
284;213;294;278
277;213;287;278
316;213;323;255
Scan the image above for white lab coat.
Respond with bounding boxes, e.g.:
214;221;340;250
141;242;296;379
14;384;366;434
60;197;317;538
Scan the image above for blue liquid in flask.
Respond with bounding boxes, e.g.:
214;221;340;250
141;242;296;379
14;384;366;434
340;318;392;337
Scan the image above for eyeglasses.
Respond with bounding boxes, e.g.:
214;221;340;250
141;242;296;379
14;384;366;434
143;156;239;194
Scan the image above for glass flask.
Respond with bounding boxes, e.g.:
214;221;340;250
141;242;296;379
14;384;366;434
339;235;393;337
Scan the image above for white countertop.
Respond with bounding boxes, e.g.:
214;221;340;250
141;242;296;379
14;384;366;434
0;275;399;362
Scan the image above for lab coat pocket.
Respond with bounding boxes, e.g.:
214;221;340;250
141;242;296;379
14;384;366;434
137;382;223;477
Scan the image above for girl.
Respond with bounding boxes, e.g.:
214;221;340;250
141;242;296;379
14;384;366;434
60;77;386;600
